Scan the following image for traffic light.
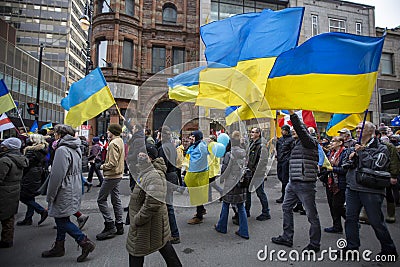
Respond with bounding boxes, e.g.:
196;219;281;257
27;103;38;116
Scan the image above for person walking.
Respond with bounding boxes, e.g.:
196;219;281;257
86;137;104;190
272;110;321;252
0;138;29;248
126;144;182;267
17;134;49;226
342;122;397;259
215;131;249;239
276;125;294;203
41;124;95;262
96;124;125;240
245;127;271;221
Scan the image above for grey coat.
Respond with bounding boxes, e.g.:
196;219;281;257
0;150;29;220
289;114;319;182
47;135;82;218
220;146;247;204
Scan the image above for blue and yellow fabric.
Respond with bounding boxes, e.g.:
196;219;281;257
207;141;220;178
262;32;385;113
167;66;206;102
184;141;209;206
61;67;116;128
326;113;362;136
0;79;17;114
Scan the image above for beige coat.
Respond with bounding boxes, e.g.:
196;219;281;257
126;158;170;257
101;136;124;178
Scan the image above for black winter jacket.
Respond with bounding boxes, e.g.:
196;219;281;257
248;138;261;172
276;134;294;162
289;114;319;182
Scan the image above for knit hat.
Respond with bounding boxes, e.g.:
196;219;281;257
1;137;22;150
281;125;290;132
92;137;100;143
191;130;203;142
145;144;158;160
108;124;122;136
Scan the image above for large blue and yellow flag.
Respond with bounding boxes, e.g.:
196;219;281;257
262;32;385;113
326;114;362;136
196;7;304;108
0;79;17;114
168;66;206;102
61;67;116;128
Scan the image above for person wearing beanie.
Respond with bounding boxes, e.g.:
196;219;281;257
276;125;294;203
185;130;209;225
126;144;182;266
96;124;125;240
0;138;29;248
86;137;104;191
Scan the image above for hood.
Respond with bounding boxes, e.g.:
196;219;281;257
3;150;29;168
24;143;47;153
152;157;167;174
58;135;82;151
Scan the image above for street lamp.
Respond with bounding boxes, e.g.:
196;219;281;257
80;0;93;75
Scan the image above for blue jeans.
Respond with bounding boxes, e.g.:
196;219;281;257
20;196;46;220
282;182;321;248
345;189;397;253
216;202;248;238
245;182;270;216
167;204;179;238
55;217;85;243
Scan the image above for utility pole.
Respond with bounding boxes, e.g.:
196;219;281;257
35;43;44;122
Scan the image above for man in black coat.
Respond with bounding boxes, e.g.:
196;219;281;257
272;110;321;252
276;125;294;203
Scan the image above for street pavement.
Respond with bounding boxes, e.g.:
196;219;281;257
1;165;399;267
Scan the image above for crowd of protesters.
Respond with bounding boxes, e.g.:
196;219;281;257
1;117;399;264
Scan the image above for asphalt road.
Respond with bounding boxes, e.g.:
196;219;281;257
1;167;399;267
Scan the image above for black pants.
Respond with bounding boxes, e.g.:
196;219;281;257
386;184;398;204
87;162;104;184
277;160;289;197
128;241;182;267
196;205;206;219
326;187;346;230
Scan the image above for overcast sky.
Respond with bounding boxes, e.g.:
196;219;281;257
348;0;400;28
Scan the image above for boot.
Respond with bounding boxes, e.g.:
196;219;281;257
96;221;117;240
77;236;95;262
16;218;33;226
359;207;370;224
77;214;89;230
386;203;396;223
42;240;65;257
38;210;48;226
115;222;124;235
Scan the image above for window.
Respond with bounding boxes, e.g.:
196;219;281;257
356;22;362;35
125;0;134;16
312;15;318;36
329;18;346;32
152;46;165;73
381;53;394;75
172;47;185;74
122;40;134;69
98;0;111;14
162;4;177;24
96;40;108;67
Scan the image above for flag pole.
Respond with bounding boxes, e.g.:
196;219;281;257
357;109;369;144
16;108;28;133
114;103;125;121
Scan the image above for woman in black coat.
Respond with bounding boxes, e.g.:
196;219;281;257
17;134;49;226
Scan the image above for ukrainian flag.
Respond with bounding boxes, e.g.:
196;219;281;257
61;68;116;128
41;122;53;130
263;32;385;113
196;7;304;108
326;114;362;137
0;79;17;114
225;103;276;126
168;66;206;102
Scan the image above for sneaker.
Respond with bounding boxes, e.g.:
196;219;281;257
77;215;89;230
303;244;320;253
271;236;293;247
324;227;343;234
187;217;203;225
256;214;271;221
38;210;48;226
169;236;181;244
16;219;33;226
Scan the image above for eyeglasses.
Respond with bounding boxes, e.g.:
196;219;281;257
355;127;362;130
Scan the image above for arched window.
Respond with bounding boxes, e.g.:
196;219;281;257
162;4;177;24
